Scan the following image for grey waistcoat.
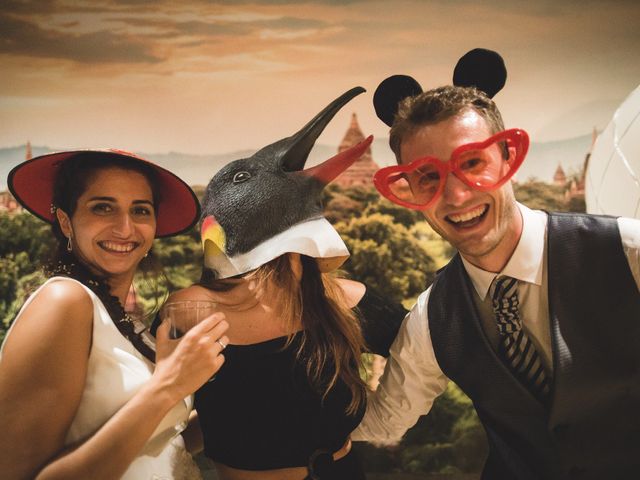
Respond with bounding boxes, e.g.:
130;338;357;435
428;213;640;479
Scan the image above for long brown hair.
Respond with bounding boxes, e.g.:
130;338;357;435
224;254;367;415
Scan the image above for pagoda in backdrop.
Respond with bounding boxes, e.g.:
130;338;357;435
333;113;379;188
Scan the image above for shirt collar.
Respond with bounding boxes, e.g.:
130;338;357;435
461;203;547;300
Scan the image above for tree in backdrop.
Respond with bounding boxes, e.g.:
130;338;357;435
323;184;381;224
0;213;51;341
514;180;586;213
354;383;488;475
336;212;436;303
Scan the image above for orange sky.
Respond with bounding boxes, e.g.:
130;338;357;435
2;0;639;155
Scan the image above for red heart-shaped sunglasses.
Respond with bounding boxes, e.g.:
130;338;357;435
374;129;529;210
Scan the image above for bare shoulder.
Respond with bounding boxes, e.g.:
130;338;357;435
3;279;94;358
336;278;366;309
38;278;93;308
167;284;215;303
19;279;94;331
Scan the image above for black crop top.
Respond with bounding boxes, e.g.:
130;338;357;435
194;286;407;470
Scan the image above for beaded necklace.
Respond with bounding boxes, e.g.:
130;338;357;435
45;255;156;362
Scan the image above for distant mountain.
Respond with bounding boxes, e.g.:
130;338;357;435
0;146;255;191
0;134;593;191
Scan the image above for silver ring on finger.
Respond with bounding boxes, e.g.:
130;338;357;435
216;339;227;350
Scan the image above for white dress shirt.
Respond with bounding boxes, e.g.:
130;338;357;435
352;203;640;444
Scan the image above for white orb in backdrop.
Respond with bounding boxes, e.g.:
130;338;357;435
586;85;640;217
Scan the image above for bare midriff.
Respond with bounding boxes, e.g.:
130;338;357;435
214;463;308;480
212;439;352;480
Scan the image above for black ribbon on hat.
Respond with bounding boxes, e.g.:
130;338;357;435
373;48;507;127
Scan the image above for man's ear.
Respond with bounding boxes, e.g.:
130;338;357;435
56;208;72;238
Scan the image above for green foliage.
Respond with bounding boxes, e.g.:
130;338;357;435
324;192;366;224
514;179;587;213
153;227;202;268
0;253;31;330
355;383;487;475
409;222;456;271
364;198;424;229
566;195;586;213
335;184;381;205
323;185;381;224
132;260;203;325
335;213;436;303
0;268;45;344
0;212;53;261
322;186;454;306
514;180;565;211
0;213;53;341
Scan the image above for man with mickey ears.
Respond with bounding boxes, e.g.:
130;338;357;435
353;49;640;479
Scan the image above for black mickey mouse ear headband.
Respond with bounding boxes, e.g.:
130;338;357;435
373;48;507;127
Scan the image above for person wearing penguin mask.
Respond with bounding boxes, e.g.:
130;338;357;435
352;49;640;479
165;87;407;480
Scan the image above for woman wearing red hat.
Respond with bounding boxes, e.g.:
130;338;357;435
0;150;228;480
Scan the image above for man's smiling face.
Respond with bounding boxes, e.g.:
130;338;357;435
400;108;522;271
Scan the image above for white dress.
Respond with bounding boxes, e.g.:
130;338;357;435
0;277;202;480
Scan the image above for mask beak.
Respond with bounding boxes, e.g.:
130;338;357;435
275;86;366;172
201;215;227;262
299;135;373;185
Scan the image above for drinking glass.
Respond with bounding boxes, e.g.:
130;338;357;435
160;300;218;339
160;300;221;384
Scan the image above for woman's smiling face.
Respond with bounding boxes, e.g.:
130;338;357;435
57;166;156;285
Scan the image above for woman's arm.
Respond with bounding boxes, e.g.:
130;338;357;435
0;280;227;480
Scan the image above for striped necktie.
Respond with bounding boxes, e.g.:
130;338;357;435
491;275;551;404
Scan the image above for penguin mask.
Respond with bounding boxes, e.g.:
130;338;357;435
200;87;372;280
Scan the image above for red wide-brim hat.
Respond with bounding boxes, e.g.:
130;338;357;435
7;149;200;238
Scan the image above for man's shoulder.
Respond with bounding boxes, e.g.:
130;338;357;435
546;211;621;231
544;211;640;247
405;284;433;322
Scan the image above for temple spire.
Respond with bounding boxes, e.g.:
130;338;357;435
335;113;379;187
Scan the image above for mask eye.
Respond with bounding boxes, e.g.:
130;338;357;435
233;171;251;183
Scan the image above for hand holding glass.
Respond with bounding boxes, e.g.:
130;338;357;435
161;300;219;339
160;300;224;383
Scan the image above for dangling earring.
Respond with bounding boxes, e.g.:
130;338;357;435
67;236;73;252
